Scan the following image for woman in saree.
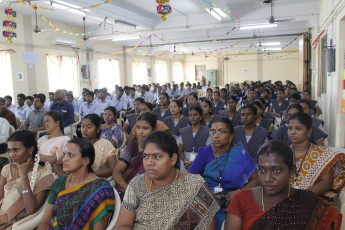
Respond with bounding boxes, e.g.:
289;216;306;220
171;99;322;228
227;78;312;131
225;140;341;230
81;114;118;177
189;118;258;230
288;112;345;200
0;130;54;229
38;111;70;176
112;112;156;199
38;138;115;230
115;131;219;230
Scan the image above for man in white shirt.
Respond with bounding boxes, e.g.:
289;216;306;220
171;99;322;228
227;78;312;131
112;87;127;111
139;85;153;103
25;96;34;112
98;88;112;115
78;91;101;118
44;92;55;111
66;92;79;113
4;95;16;113
127;87;137;110
0;117;10;142
14;94;31;122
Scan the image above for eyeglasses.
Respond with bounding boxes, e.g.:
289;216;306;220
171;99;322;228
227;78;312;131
209;130;231;135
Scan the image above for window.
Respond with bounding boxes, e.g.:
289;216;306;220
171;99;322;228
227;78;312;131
173;62;183;83
320;36;328;94
132;61;148;85
47;55;79;96
155;60;168;84
98;59;120;89
0;52;13;98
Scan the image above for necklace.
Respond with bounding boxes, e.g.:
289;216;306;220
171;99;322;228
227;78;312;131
65;173;92;189
292;143;311;183
149;170;178;193
261;185;290;211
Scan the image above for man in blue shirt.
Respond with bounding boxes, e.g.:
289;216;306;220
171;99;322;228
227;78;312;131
78;91;101;118
50;89;75;130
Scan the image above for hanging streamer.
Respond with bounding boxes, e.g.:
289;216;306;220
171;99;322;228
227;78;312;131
17;0;114;11
0;49;15;53
87;52;91;85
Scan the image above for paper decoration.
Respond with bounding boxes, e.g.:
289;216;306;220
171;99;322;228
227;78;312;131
3;6;16;43
156;0;172;21
17;71;24;81
22;51;38;69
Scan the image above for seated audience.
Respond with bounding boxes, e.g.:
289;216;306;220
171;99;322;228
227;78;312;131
218;96;241;127
38;111;69;174
289;92;301;104
25;96;34;112
101;106;123;148
115;131;219;229
225;140;341;230
65;92;79;114
233;104;269;158
302;89;322;117
0;97;17;129
241;88;256;106
0;130;54;229
211;91;225;115
78;91;101;118
253;101;274;132
0;118;10;142
123;97;144;136
38;138;115;229
24;95;47;133
178;106;211;170
14;94;31;122
112;112;156;198
44;92;55;111
201;100;221;128
162;99;189;140
81;114;117;177
270;104;327;146
287;112;345;199
4;95;16;113
153;92;171;120
182;92;199;117
50;89;75;134
269;87;289;118
190;118;258;229
97;88;112;116
299;99;324;129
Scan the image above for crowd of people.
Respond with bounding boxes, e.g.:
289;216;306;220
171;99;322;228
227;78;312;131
0;79;344;229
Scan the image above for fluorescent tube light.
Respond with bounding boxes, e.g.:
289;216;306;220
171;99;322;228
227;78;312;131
68;9;86;16
115;20;136;29
258;42;281;46
54;0;80;9
51;2;68;9
205;8;221;21
262;47;282;51
213;8;227;18
240;23;277;30
112;35;141;42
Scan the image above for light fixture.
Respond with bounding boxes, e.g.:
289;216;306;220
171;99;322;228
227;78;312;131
51;1;86;16
205;8;221;21
213;8;227;18
68;8;85;16
240;23;277;30
112;35;141;42
114;20;136;29
258;42;281;46
262;47;282;51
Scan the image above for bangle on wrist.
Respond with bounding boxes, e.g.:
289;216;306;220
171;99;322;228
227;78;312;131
22;189;31;194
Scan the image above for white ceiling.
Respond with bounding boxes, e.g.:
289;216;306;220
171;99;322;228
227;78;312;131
0;0;319;53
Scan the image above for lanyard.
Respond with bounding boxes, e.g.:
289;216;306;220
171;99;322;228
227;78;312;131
292;143;311;183
192;128;200;153
214;147;230;187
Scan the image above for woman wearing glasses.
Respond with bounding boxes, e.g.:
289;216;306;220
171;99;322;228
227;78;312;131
189;118;258;230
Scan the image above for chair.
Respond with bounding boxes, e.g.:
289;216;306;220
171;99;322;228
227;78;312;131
36;130;48;140
106;188;121;230
15;117;23;130
116;112;124;126
9;125;15;135
69;112;81;139
118;133;127;150
11;197;49;230
0;140;11;164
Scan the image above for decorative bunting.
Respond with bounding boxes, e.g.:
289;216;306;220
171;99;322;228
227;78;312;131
3;5;17;43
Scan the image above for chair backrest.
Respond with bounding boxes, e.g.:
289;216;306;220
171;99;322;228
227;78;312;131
118;133;127;150
15;117;23;130
106;187;121;230
9;125;15;135
74;112;81;124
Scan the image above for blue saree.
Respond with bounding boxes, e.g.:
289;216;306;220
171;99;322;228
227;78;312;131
189;142;257;230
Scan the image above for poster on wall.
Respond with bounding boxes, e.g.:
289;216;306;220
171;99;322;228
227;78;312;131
17;71;24;81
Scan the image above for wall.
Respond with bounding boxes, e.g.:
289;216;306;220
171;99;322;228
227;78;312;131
310;0;345;148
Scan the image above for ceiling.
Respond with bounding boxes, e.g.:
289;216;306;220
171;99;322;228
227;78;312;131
0;0;319;54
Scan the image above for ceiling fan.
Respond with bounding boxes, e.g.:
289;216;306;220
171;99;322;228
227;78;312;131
268;0;293;24
33;5;56;33
82;17;88;40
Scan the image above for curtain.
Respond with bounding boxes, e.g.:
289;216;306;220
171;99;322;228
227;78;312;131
155;60;168;84
132;61;148;85
0;52;13;98
98;59;120;89
173;62;183;83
